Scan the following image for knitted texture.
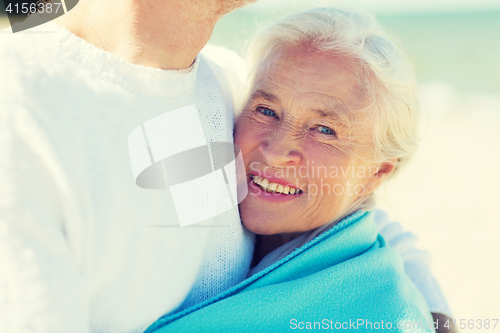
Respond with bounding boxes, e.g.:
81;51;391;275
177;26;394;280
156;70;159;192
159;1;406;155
0;22;253;333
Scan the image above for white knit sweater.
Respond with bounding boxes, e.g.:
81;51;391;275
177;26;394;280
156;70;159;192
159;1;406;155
0;22;253;333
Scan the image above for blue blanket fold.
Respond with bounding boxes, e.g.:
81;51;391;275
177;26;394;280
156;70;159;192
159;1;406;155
145;211;434;333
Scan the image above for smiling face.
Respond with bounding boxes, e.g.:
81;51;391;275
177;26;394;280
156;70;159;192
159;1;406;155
235;46;396;235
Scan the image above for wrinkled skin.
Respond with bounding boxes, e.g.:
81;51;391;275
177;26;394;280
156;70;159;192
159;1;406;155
235;46;396;235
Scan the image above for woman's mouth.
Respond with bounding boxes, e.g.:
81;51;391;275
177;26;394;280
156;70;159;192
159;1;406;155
249;175;304;195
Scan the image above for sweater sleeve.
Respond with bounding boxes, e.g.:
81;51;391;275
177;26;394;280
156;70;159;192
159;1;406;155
0;113;90;333
374;209;453;319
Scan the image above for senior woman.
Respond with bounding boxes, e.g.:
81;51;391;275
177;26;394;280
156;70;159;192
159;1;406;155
146;7;441;333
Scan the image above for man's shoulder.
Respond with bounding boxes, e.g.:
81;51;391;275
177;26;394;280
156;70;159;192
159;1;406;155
199;44;247;80
0;33;33;72
0;22;63;77
0;24;73;111
199;44;249;115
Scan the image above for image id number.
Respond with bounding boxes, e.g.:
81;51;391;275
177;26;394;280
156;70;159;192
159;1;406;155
5;1;62;15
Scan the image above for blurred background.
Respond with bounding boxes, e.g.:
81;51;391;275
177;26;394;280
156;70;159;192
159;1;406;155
2;0;500;330
208;0;500;329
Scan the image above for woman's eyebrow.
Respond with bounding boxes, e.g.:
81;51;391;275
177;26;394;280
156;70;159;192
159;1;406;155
311;108;353;133
250;90;280;103
312;109;336;118
311;104;350;121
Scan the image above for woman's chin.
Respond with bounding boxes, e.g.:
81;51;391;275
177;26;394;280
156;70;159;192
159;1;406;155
242;219;273;235
240;210;280;235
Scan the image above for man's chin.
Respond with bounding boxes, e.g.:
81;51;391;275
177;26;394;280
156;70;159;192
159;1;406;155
217;0;258;15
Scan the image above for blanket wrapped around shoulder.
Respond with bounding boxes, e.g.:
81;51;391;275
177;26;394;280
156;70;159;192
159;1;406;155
145;211;434;333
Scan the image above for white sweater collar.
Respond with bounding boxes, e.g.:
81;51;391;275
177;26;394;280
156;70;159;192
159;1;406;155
43;21;201;97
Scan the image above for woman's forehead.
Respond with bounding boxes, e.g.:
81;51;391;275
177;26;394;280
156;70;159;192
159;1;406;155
253;48;369;111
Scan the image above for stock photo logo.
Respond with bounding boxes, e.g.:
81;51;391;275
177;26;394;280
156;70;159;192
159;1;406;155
128;105;248;227
1;0;78;33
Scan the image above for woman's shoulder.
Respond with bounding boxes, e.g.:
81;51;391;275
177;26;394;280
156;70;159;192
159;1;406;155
146;212;434;333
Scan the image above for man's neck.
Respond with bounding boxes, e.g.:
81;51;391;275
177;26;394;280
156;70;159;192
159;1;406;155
55;0;225;70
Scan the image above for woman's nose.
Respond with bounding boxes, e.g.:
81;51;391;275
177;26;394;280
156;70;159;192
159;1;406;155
258;134;302;167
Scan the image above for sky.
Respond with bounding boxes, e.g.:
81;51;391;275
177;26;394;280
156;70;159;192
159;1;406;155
244;0;500;14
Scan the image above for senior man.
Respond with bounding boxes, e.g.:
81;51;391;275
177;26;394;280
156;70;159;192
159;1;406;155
0;0;451;332
0;0;256;332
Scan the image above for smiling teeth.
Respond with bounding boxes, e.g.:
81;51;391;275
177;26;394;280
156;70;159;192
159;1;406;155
251;175;302;195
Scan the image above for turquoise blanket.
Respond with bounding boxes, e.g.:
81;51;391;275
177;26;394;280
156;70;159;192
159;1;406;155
145;211;434;332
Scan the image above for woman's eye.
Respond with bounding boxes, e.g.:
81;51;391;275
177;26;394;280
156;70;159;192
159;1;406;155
256;107;277;117
317;126;336;136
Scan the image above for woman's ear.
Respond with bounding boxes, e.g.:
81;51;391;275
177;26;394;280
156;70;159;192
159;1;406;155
362;158;398;196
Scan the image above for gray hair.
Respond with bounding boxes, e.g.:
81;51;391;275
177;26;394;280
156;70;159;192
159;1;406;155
245;6;419;173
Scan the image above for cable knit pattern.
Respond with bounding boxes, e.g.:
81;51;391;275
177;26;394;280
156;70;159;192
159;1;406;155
0;22;253;333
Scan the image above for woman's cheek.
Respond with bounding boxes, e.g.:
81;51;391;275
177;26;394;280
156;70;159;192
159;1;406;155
235;125;258;155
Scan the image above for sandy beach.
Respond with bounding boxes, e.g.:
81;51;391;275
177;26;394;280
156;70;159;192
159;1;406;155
378;85;500;329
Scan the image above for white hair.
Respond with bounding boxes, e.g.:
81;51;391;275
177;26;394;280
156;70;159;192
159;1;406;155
244;6;419;173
